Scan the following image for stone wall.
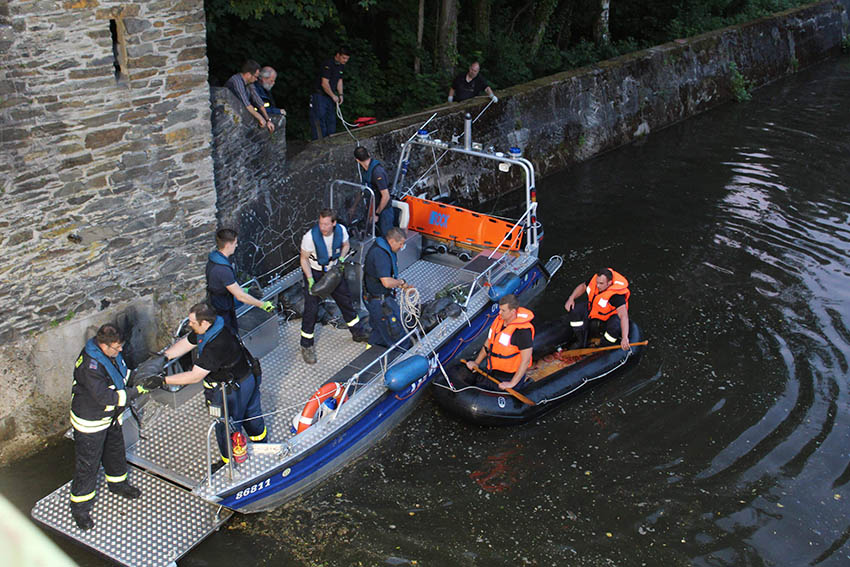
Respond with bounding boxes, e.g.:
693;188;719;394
0;0;847;463
216;1;849;279
0;0;216;461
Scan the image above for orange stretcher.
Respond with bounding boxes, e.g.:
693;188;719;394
401;196;523;251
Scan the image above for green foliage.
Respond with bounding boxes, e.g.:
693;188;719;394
729;61;752;102
204;0;813;139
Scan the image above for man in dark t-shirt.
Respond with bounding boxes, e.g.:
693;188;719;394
164;303;267;471
310;47;350;140
206;228;275;334
466;294;534;391
448;61;498;103
563;268;631;350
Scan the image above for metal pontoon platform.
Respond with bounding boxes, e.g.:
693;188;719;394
31;470;231;567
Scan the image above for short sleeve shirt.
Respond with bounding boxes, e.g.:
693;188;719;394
511;327;533;350
300;224;350;271
452;73;489;101
369;162;389;193
188;328;250;381
207;262;236;295
364;244;393;296
316;58;344;94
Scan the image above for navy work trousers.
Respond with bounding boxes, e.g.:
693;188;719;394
204;374;266;459
365;295;411;350
309;93;336;140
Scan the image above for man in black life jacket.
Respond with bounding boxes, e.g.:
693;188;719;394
299;208;369;364
354;146;394;237
163;302;267;472
564;267;631;350
206;228;275;334
69;324;161;530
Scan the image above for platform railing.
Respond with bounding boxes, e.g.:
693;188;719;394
329;326;423;423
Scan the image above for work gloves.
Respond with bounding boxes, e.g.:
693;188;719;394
490;93;499;103
447;95;454;103
128;371;165;400
307;277;315;292
262;300;275;312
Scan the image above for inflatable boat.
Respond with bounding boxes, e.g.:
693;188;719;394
431;318;645;426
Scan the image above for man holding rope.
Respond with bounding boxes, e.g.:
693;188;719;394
363;227;413;350
310;47;350;140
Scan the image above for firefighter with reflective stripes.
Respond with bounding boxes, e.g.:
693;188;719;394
69;324;161;530
466;294;535;391
564;267;631;350
163;303;267;473
299;208;369;364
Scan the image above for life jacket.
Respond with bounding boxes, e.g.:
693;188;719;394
364;237;398;296
83;338;128;389
206;250;239;311
587;269;630;321
360;158;383;188
70;340;130;433
311;224;344;269
485;307;535;374
197;317;250;387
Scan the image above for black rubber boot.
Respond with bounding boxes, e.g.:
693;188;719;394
71;505;94;530
108;481;141;499
351;329;370;343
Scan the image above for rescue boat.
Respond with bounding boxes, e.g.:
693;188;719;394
32;113;563;567
431;318;645;426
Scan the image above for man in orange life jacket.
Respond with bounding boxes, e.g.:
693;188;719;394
564;268;631;350
466;294;535;391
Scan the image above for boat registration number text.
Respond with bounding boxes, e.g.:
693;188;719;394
235;478;271;500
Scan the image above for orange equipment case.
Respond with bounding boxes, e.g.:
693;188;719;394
401;195;523;251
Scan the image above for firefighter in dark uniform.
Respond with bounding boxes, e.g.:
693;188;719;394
354;146;394;237
69;324;161;530
465;294;535;391
163;302;267;472
206;228;275;334
299;208;369;364
563;267;631;350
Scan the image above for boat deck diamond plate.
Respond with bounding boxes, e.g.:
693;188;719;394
31;469;231;567
126;259;472;490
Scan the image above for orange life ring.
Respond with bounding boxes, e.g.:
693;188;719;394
291;382;347;434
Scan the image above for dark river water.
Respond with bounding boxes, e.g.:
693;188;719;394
4;55;850;566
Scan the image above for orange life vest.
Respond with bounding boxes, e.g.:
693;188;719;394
587;269;630;321
485;307;535;373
